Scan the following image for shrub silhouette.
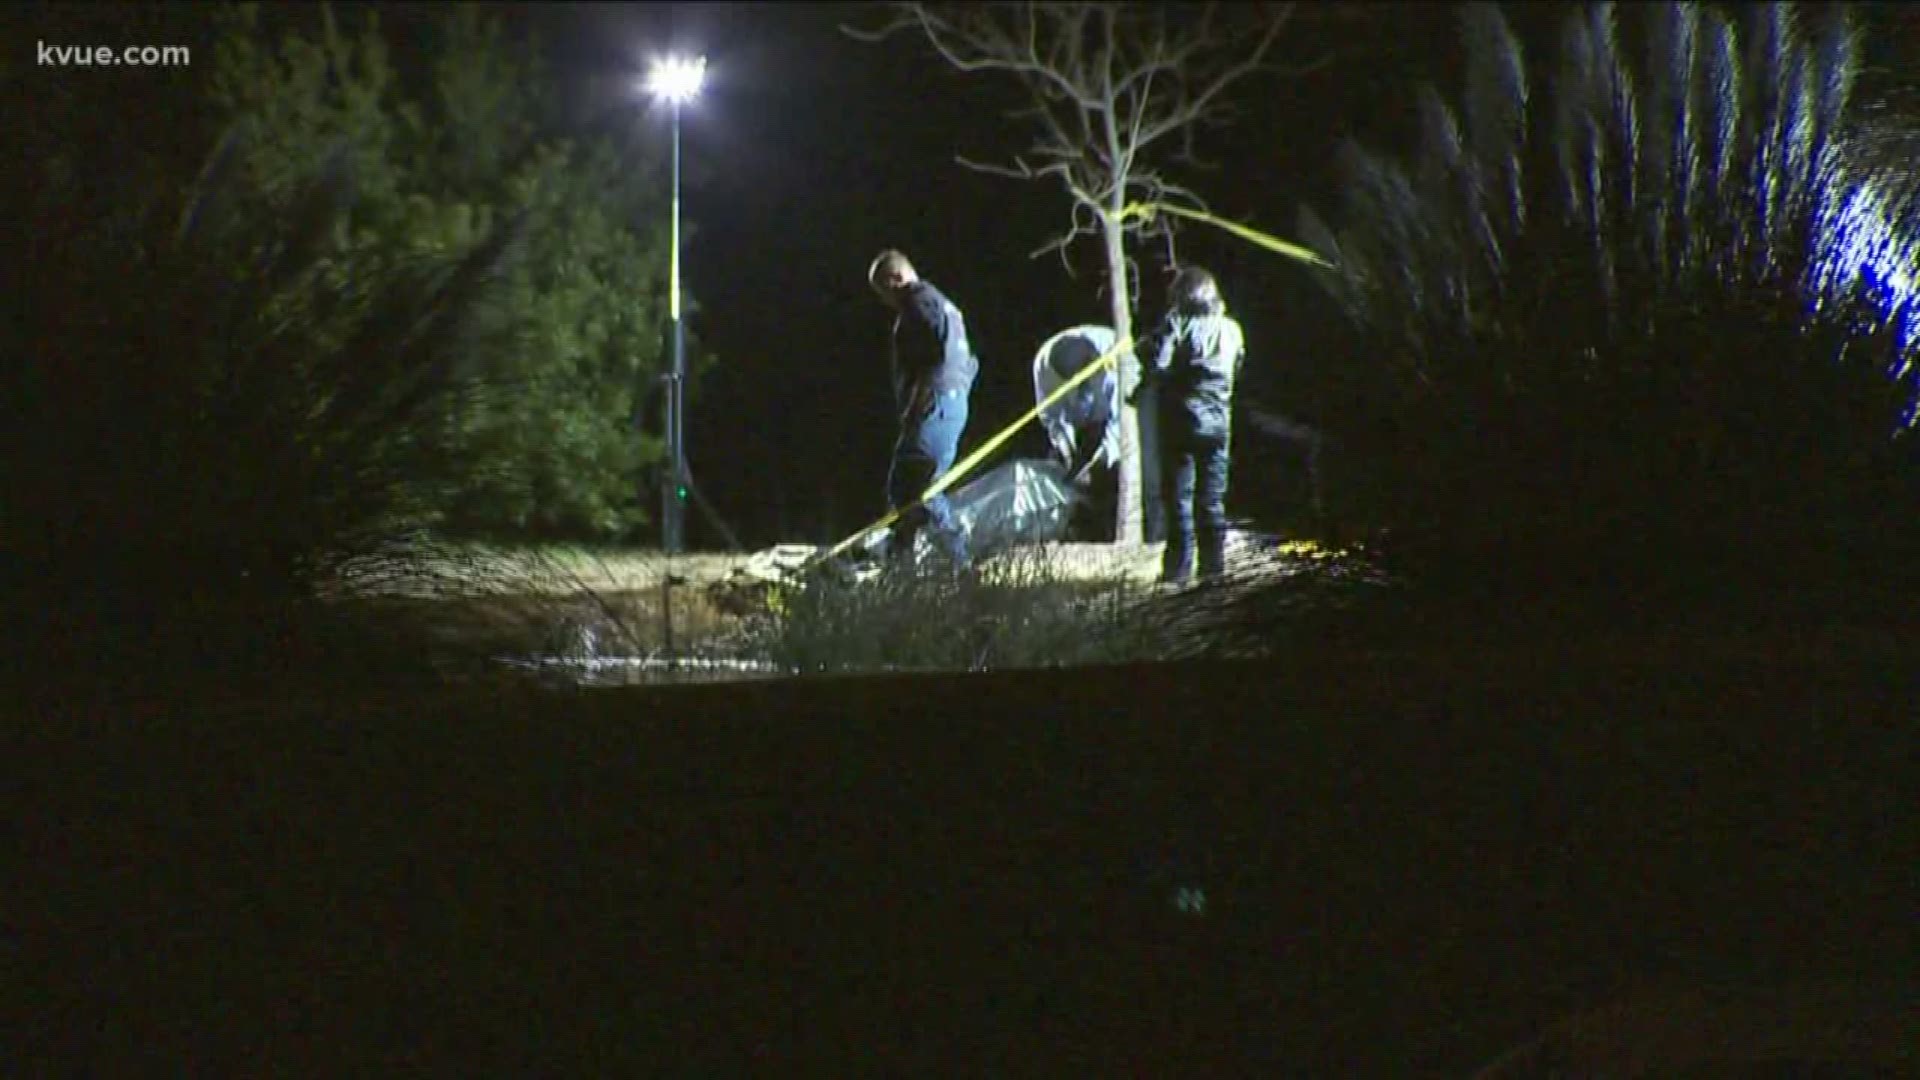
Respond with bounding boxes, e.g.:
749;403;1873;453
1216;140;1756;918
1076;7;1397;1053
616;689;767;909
8;129;526;683
1288;0;1920;624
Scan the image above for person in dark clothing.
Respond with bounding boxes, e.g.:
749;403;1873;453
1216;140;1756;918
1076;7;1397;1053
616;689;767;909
1135;266;1247;584
868;249;979;564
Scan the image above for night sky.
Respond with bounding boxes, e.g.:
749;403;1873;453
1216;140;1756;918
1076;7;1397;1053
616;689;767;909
537;2;1444;548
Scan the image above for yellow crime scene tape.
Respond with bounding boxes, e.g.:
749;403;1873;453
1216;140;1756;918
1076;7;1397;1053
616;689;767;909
1116;201;1337;270
800;203;1332;574
806;335;1133;568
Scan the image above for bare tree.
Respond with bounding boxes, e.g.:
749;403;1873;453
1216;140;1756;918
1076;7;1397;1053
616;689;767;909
846;2;1306;544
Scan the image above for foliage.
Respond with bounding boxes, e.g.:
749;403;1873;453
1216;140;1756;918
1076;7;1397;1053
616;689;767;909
4;2;703;686
206;3;689;540
8;141;524;681
749;548;1155;675
1291;0;1920;619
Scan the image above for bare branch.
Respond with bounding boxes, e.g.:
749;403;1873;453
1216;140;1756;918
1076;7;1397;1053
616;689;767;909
1174;121;1217;172
848;0;1321;227
1121;31;1187;163
1051;5;1096;95
955;153;1069;184
1132;172;1210;216
1035;236;1081;274
1100;4;1119;104
1028;197;1105;275
955;154;1044;181
897;3;1104;111
1114;11;1206;100
838;5;924;44
1135;6;1290;152
1155;217;1182;270
956;153;1104;214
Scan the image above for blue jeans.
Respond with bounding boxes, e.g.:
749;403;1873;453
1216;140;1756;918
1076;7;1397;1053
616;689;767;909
887;389;970;562
1159;427;1230;582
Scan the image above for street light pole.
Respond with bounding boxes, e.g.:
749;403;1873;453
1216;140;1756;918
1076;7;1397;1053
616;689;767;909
663;95;686;554
645;55;703;555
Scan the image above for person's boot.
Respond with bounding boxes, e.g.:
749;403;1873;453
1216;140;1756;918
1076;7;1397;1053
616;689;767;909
1198;547;1227;582
933;531;970;570
1197;520;1228;581
883;527;923;571
1160;543;1193;586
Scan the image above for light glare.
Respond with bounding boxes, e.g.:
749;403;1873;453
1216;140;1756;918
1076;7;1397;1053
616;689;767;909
645;56;706;104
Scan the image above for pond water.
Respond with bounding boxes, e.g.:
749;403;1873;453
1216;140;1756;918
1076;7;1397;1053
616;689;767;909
498;654;789;687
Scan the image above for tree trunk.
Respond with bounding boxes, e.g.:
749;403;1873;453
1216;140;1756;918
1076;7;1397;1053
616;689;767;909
1103;209;1142;545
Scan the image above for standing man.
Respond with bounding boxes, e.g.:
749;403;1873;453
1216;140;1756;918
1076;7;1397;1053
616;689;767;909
1135;266;1247;584
868;249;979;564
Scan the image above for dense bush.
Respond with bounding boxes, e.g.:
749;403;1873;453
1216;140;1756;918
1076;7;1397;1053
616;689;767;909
7;144;524;681
206;4;693;540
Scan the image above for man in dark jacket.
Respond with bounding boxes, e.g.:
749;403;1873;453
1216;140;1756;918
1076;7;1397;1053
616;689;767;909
1136;265;1247;584
868;249;979;564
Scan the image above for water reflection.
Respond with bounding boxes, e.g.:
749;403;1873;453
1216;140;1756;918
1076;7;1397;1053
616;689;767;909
500;655;788;688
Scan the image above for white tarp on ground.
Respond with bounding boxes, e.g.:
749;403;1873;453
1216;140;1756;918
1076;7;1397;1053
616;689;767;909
724;459;1082;577
868;457;1084;561
947;458;1079;550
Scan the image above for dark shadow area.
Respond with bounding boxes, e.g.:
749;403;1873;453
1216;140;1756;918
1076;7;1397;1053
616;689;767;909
12;650;1916;1074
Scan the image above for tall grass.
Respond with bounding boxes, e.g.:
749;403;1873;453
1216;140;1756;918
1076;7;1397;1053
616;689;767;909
748;547;1159;676
1282;0;1920;629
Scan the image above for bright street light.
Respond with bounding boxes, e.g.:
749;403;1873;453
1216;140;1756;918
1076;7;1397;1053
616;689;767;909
643;54;705;554
645;55;706;104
